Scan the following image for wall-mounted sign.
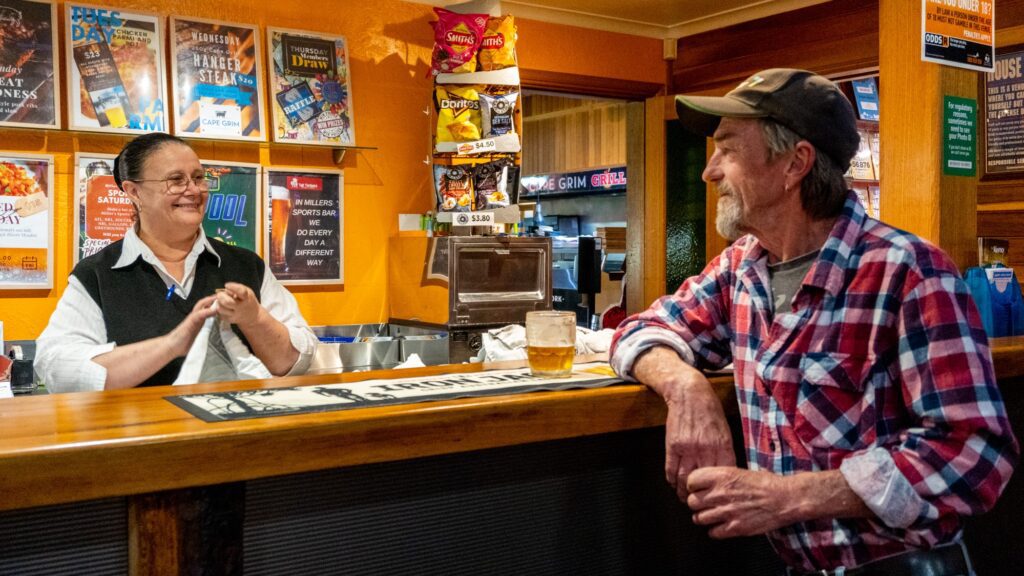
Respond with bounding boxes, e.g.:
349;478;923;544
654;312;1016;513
170;17;265;141
982;48;1024;177
264;167;343;285
267;27;355;147
73;153;129;262
202;161;261;253
65;4;167;133
922;0;994;72
0;0;60;129
520;166;627;199
942;95;977;177
0;153;53;289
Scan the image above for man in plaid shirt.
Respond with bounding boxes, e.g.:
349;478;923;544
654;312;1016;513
610;69;1018;576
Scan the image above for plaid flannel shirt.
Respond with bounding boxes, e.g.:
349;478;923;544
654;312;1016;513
610;193;1018;572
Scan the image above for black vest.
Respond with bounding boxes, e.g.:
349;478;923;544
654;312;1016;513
72;238;265;387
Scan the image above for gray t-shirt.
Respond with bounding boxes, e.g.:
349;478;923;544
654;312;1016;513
767;250;819;314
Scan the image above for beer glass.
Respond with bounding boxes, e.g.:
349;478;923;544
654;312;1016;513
269;186;291;269
525;311;576;378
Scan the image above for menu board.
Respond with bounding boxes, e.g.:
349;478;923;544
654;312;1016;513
0;153;52;289
983;49;1024;177
201;161;261;253
73;153;131;262
264;168;343;285
170;17;265;141
267;27;355;146
65;4;167;134
0;0;60;129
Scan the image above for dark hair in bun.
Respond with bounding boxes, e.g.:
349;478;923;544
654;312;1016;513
113;133;190;191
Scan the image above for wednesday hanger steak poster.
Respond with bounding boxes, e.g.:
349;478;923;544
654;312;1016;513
202;161;261;253
73;153;131;262
0;153;53;289
264;168;343;285
267;27;355;146
65;4;167;133
171;17;265;141
0;0;60;129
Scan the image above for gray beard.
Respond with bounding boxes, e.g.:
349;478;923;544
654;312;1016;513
715;182;743;241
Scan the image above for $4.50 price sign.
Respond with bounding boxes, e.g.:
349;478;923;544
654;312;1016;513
453;211;494;227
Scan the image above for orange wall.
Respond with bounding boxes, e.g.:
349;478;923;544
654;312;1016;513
0;0;664;340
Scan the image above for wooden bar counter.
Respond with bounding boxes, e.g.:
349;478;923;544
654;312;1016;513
1;340;1022;576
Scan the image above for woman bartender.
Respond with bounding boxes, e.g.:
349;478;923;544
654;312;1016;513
36;133;317;393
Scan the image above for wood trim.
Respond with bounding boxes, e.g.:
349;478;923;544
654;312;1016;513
641;96;667;308
626;101;647;315
520;68;664;100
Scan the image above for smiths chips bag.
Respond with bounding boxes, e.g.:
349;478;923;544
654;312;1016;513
430;8;487;75
436;85;482;142
480;91;518;138
478;15;517;71
473;159;512;210
434;165;474;212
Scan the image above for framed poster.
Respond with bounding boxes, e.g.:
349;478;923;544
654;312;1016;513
264;167;343;285
921;0;994;73
267;27;355;146
981;46;1024;179
201;160;261;253
0;0;60;129
73;153;131;263
0;153;53;289
65;3;168;134
170;17;265;141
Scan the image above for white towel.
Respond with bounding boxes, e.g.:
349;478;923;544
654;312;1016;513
173;307;273;385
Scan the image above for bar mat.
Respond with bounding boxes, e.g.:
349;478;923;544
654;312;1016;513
166;363;624;422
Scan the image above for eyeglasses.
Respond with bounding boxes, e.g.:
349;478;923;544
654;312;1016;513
129;175;214;195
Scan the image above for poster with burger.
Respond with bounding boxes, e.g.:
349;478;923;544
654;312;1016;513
65;3;167;134
0;0;59;129
0;152;52;289
267;27;355;146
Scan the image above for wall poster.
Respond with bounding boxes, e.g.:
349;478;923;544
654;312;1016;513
982;47;1024;178
921;0;994;73
65;4;167;134
0;153;53;289
267;27;355;146
73;153;130;263
202;161;261;254
0;0;60;129
264;167;343;285
170;17;265;141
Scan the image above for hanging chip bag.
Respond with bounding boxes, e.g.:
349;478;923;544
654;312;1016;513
478;15;517;71
434;165;474;212
473;159;512;210
480;91;518;138
430;8;488;75
436;85;483;142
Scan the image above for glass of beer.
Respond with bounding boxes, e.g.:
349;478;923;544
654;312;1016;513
526;311;576;378
269;186;291;270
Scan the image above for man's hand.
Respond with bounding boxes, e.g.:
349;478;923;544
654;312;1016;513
686;467;798;538
165;295;218;357
633;346;735;501
215;282;263;328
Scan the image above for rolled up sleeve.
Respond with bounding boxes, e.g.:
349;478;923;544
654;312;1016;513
35;277;114;393
259;266;318;376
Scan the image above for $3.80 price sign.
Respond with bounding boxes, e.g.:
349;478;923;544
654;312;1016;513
453;211;494;226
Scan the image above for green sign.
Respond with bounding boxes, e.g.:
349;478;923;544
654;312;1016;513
202;163;260;252
942;96;977;177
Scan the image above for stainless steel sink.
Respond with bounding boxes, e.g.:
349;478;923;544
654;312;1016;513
309;324;449;373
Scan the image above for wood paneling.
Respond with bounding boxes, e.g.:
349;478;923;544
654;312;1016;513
626;101;648;315
520;69;663;100
977;211;1024;240
522;95;627;174
672;1;879;94
638;97;667;313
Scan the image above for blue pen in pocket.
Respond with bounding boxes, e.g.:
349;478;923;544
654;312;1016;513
165;284;175;301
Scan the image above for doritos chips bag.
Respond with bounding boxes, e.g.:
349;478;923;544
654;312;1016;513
436;85;482;142
434;165;474;212
479;91;518;138
430;8;487;75
473;158;512;210
478;15;517;71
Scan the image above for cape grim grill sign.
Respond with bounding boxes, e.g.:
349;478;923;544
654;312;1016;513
520;167;627;198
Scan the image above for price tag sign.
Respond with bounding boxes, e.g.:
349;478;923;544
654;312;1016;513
452;211;494;227
456;139;497;156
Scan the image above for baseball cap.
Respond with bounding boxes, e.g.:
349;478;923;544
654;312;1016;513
674;68;860;171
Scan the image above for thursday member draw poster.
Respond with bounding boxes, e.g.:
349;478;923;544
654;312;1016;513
65;3;167;133
171;17;265;141
0;0;60;129
264;167;343;285
267;27;355;146
0;153;53;289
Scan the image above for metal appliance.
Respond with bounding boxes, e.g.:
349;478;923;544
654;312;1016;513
389;236;552;363
551;236;602;328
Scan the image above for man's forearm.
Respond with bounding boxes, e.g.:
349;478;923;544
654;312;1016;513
787;470;874;524
633;345;708;401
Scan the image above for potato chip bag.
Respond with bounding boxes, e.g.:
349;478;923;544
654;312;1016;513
478;15;517;71
436;85;482;142
434;165;474;213
473;159;511;210
430;8;487;75
480;91;518;138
